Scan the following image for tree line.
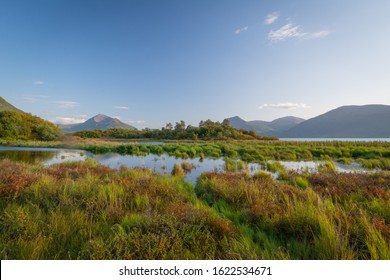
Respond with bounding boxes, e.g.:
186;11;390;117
74;119;277;141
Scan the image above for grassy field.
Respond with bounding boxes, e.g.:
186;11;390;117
0;158;389;259
2;138;390;169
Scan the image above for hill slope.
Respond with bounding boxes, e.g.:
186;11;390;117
62;114;136;132
282;105;390;138
0;96;62;141
228;116;305;136
0;96;23;113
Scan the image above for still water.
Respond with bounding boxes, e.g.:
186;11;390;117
0;146;226;184
0;146;375;184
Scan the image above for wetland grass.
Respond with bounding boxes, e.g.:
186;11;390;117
1;139;389;260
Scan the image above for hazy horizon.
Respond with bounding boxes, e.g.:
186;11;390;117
1;0;390;129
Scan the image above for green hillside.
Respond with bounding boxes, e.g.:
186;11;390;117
0;96;23;113
0;97;62;141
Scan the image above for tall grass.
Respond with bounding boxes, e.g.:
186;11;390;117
195;170;390;260
0;160;251;259
1;158;389;259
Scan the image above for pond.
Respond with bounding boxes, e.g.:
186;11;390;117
0;146;226;184
0;146;376;184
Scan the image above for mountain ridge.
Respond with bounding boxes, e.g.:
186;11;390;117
61;114;136;132
281;104;390;138
228;116;305;137
0;96;24;113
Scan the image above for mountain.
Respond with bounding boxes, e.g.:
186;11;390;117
281;105;390;138
61;114;136;132
227;116;305;136
228;116;255;132
0;96;23;113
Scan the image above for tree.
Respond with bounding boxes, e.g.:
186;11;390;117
222;119;231;128
175;120;186;131
165;123;173;130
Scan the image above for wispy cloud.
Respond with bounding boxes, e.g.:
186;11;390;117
264;12;279;25
127;120;146;124
259;103;310;110
113;106;129;110
268;23;306;41
51;101;79;108
306;30;331;39
235;26;248;35
21;95;49;103
22;97;38;103
34;80;44;85
54;115;88;125
268;23;330;42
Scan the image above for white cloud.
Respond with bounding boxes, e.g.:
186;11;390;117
127;120;146;124
265;12;279;25
54;115;88;125
235;26;248;35
113;106;129;110
306;30;331;39
268;23;331;42
51;101;79;108
34;80;44;85
268;23;306;41
259;103;310;110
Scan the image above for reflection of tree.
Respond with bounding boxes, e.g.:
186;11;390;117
0;150;55;164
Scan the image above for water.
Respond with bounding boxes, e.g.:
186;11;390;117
0;146;225;184
91;153;226;184
0;146;86;164
278;160;369;173
0;146;377;184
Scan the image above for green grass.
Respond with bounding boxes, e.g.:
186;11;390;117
0;159;250;259
0;156;389;260
195;170;390;260
2;138;390;165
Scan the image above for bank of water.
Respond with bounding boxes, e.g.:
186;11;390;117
0;146;378;184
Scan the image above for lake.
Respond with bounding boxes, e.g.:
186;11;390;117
0;146;377;184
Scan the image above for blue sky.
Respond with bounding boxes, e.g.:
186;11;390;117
1;0;389;129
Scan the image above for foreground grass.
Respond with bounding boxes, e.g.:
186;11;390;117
0;159;248;259
196;171;390;259
0;159;389;259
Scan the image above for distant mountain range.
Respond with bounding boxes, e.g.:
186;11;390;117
228;116;305;137
60;114;136;132
0;97;23;113
229;105;390;138
281;105;390;138
1;96;389;138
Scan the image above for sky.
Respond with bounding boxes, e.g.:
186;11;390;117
1;0;390;129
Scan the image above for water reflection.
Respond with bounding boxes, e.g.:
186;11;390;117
278;160;369;173
0;146;377;185
0;146;87;166
91;153;226;184
0;150;54;164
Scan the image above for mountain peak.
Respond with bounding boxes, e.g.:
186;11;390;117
62;114;136;132
93;114;111;122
